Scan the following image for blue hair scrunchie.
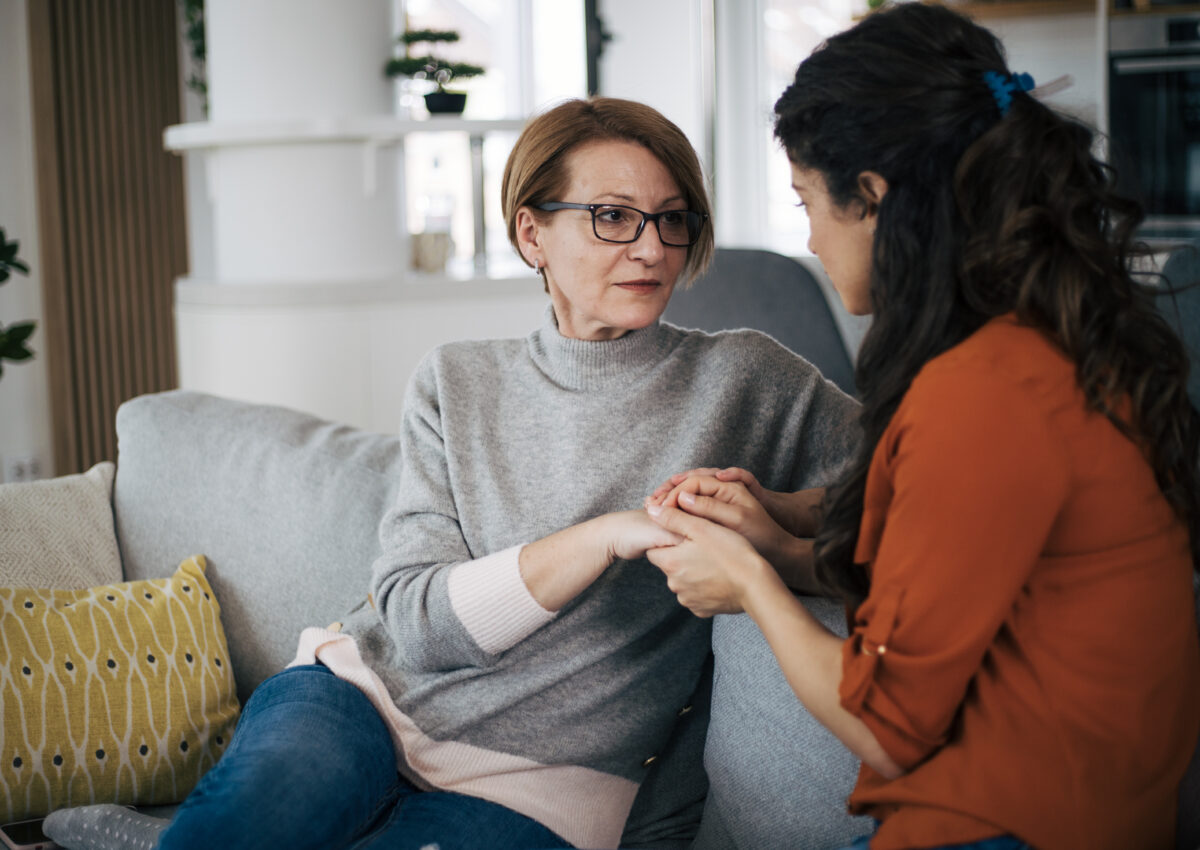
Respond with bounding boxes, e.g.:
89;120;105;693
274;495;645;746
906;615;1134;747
983;70;1035;117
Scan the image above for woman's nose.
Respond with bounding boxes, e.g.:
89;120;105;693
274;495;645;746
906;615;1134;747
628;220;666;262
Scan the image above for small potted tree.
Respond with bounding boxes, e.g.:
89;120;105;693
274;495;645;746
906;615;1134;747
0;228;36;380
385;28;485;115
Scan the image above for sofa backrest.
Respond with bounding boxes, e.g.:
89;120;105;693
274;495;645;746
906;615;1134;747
114;390;403;704
663;247;858;397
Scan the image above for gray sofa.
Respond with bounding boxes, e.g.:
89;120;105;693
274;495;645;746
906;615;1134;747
104;387;868;849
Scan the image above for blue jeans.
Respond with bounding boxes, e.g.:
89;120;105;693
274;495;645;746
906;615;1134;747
157;665;573;850
839;823;1034;850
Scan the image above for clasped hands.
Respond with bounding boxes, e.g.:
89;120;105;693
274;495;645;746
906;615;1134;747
637;468;824;618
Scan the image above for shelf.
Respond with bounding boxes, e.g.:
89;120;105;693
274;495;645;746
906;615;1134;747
1110;2;1200;13
953;0;1097;18
163;116;529;276
163;116;527;151
174;273;535;308
858;0;1096;20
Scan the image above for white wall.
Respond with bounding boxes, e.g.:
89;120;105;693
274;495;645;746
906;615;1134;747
0;0;54;481
988;10;1103;128
598;0;712;177
175;278;548;434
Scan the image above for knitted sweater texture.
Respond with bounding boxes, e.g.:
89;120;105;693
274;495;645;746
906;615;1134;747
302;309;859;848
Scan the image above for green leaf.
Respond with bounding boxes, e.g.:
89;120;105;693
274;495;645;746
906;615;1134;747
399;29;460;46
0;327;35;361
3;345;34;362
446;62;485;79
7;321;35;343
0;230;30;279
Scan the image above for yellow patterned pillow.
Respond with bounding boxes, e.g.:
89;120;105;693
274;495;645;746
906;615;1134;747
0;555;240;821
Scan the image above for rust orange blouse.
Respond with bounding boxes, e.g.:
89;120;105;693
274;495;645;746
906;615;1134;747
839;316;1200;850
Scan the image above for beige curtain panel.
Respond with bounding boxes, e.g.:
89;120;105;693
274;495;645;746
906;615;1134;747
29;0;187;476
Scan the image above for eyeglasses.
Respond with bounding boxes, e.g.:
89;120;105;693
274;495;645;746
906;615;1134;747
535;202;708;247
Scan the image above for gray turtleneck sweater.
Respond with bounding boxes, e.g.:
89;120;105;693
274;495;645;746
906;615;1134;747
325;309;858;849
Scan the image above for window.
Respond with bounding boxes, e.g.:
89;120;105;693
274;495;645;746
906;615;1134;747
397;0;587;276
762;0;858;255
714;0;857;256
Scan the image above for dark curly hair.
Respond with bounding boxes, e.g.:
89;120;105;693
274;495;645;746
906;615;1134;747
773;3;1200;603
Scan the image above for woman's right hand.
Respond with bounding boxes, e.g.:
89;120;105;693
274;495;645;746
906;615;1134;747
518;509;682;612
601;509;686;562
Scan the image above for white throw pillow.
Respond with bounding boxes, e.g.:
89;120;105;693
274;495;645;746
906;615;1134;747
0;461;123;588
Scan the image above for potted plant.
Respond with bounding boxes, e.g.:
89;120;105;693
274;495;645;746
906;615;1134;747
385;28;485;115
0;228;36;379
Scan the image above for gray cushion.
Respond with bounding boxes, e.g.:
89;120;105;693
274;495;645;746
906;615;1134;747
693;602;870;850
113;390;403;703
664;248;857;397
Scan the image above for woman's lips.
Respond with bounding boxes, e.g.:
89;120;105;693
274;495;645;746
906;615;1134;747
615;281;661;294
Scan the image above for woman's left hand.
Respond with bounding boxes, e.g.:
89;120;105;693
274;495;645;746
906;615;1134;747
644;503;783;617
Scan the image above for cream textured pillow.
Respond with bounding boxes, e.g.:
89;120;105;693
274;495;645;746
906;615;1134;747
0;555;241;822
0;462;122;589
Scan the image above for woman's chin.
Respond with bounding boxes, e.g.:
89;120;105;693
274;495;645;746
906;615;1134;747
619;305;669;332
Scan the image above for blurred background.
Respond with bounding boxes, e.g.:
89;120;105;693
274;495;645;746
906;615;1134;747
0;0;1113;478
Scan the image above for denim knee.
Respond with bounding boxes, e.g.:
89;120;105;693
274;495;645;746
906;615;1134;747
159;664;402;850
227;665;396;787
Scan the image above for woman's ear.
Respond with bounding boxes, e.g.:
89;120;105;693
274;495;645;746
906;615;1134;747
857;171;889;217
514;207;544;268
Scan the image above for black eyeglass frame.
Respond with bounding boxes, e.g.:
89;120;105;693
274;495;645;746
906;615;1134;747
535;202;708;247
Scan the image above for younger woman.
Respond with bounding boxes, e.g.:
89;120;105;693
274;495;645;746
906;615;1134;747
646;5;1200;849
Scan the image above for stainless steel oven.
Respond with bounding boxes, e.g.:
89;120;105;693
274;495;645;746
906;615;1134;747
1109;13;1200;238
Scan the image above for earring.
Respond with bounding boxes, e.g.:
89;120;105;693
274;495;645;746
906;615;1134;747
533;259;542;276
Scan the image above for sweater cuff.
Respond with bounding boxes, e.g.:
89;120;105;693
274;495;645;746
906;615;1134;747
446;544;556;654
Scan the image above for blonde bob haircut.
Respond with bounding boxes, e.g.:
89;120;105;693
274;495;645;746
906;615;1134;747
501;97;714;287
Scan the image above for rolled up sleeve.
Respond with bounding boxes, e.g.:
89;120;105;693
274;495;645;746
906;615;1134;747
839;360;1071;771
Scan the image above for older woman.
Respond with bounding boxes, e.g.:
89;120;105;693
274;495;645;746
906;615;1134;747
61;97;858;850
